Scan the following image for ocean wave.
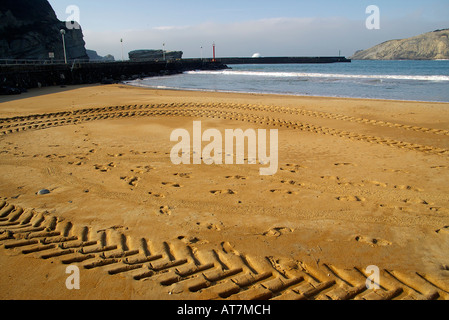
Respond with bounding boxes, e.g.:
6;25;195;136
185;70;449;82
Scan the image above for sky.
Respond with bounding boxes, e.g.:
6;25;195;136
48;0;449;59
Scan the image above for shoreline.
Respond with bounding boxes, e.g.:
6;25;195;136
2;82;449;106
124;81;449;104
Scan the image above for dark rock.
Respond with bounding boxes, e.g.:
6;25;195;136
0;0;89;61
37;189;50;195
101;78;116;85
0;85;21;95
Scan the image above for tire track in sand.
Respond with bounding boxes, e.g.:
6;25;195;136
1;102;448;136
1;200;448;300
0;103;448;157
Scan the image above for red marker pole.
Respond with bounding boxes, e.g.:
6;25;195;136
212;42;216;62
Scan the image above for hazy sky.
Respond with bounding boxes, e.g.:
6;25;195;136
48;0;449;59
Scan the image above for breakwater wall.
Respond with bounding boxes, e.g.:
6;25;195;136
214;56;351;64
0;56;350;92
0;60;228;90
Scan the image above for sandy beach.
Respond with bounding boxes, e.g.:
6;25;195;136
1;84;449;300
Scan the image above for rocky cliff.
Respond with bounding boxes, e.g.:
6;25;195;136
0;0;88;61
351;29;449;60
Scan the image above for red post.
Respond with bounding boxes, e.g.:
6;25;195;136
212;42;216;62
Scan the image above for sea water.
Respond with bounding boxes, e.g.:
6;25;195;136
129;60;449;102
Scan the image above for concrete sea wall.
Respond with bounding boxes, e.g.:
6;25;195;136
0;60;227;90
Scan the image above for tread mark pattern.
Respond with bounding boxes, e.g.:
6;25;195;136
0;103;447;157
0;200;448;300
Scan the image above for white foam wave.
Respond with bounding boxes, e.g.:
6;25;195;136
185;70;449;82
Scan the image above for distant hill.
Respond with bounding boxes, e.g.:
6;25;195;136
86;49;115;62
351;29;449;60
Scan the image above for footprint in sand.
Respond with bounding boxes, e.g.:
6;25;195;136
225;175;248;180
364;180;388;188
383;168;410;173
94;165;110;172
148;192;165;198
121;176;140;187
263;227;294;238
280;163;307;173
162;182;183;188
210;189;236;195
68;161;85;166
45;154;60;160
393;185;423;192
378;204;414;212
95;162;117;172
396;206;413;212
436;226;449;235
336;195;366;202
196;222;222;231
285;163;307;168
280;180;304;186
68;156;89;166
402;198;432;205
174;173;192;178
108;153;125;158
177;235;208;245
355;235;391;247
338;181;365;187
321;176;342;181
159;206;172;215
131;165;155;174
270;189;298;195
334;163;357;167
